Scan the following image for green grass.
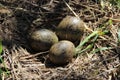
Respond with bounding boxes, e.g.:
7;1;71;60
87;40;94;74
75;19;113;56
75;30;105;56
0;39;3;80
0;40;10;80
109;0;120;8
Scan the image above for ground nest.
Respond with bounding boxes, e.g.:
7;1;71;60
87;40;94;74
0;0;120;80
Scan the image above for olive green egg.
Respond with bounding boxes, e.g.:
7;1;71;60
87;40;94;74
56;16;85;43
30;29;58;52
49;40;75;65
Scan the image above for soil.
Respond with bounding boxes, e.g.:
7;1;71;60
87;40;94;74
0;0;120;80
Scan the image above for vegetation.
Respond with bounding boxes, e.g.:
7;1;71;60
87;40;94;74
0;40;9;80
109;0;120;8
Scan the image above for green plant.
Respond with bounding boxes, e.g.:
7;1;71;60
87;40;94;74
75;28;111;56
75;19;113;56
109;0;120;8
0;39;3;80
0;40;9;80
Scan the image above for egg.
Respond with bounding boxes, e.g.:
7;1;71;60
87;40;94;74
49;40;75;64
30;29;58;52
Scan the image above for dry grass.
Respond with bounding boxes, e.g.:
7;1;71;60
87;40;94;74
0;0;120;80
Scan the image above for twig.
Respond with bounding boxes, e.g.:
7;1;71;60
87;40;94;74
63;0;79;18
63;0;93;32
20;51;49;59
72;2;106;14
104;17;120;22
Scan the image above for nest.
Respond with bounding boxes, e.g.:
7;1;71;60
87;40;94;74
0;0;120;80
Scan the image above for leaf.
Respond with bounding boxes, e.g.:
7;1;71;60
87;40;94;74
0;39;2;54
90;47;112;54
76;31;99;49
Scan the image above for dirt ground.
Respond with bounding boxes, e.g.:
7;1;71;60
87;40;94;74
0;0;120;80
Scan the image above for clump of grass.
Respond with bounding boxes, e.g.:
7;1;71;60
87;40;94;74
109;0;120;8
75;30;110;56
0;40;9;80
75;19;113;56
